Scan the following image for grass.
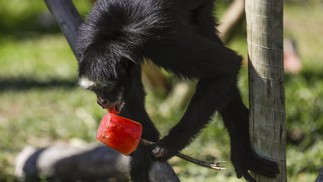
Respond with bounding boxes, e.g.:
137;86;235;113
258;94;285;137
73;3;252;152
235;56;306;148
0;1;322;182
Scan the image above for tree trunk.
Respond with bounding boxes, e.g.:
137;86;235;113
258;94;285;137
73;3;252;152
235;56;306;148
246;0;286;182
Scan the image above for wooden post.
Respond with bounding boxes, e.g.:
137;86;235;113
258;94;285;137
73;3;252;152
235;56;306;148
246;0;286;182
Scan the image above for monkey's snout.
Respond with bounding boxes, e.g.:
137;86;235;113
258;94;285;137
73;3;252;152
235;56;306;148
97;97;124;113
97;97;110;109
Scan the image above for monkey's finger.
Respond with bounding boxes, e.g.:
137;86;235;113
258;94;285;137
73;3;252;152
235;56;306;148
234;166;242;178
241;170;256;182
250;155;279;177
251;162;279;178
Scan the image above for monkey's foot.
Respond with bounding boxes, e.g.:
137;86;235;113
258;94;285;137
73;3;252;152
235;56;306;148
231;148;280;182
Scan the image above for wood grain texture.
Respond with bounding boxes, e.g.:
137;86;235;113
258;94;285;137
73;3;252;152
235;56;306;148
245;0;286;181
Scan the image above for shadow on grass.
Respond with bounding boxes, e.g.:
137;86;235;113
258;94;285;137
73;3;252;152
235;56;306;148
0;77;78;92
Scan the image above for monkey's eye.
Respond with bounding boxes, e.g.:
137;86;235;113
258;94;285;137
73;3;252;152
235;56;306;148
100;83;114;92
117;58;130;73
88;86;111;96
86;82;116;93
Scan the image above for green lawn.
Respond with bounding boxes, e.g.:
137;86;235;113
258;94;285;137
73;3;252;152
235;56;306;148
0;1;322;181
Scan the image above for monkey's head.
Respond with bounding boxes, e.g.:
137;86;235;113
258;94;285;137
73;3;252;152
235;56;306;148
77;20;140;111
78;47;134;112
77;21;145;112
77;0;170;111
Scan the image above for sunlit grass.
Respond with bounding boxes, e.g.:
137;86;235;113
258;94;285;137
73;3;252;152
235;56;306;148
0;35;77;79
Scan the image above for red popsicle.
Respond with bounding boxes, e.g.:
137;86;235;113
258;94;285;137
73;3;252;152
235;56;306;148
96;112;142;155
96;112;224;171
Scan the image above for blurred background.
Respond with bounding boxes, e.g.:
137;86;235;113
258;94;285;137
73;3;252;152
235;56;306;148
0;0;322;181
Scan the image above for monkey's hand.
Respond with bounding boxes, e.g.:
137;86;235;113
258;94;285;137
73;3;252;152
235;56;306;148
148;139;180;162
231;143;280;182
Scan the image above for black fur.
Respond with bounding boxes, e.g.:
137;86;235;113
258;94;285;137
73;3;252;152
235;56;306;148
78;0;280;181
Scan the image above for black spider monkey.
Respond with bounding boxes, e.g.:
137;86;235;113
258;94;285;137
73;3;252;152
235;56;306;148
77;0;280;181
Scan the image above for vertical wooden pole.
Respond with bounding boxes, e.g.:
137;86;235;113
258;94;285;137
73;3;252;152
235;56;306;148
246;0;286;182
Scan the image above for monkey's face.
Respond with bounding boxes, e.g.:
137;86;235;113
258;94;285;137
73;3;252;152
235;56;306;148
78;58;131;112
